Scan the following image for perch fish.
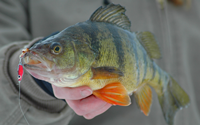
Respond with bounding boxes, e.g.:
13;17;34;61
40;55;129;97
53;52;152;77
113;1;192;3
21;4;190;125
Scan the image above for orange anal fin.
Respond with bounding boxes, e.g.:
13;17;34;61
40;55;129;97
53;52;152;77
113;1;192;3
93;82;131;106
134;84;152;116
91;67;124;79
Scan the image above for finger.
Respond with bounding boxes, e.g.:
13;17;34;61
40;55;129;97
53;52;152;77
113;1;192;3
66;95;108;116
84;103;112;119
52;85;92;100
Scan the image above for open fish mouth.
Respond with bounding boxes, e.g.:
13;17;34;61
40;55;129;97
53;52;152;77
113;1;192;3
22;52;78;86
22;51;59;82
23;52;55;72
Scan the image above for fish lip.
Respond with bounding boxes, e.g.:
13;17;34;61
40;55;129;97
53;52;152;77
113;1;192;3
23;51;54;71
24;66;52;82
23;63;44;70
24;63;79;86
23;61;57;81
22;51;80;83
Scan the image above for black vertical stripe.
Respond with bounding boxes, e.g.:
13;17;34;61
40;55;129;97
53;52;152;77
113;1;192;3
135;46;140;85
78;21;100;57
142;48;147;82
151;61;156;80
106;23;124;68
128;33;140;85
158;66;162;84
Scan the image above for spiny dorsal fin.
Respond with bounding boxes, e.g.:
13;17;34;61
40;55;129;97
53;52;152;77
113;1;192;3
89;4;131;31
136;31;161;59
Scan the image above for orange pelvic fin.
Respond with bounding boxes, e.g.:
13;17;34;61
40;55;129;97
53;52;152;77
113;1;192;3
91;67;124;79
134;84;152;116
93;82;131;106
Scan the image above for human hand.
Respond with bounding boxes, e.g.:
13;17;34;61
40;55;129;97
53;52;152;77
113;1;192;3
52;85;112;119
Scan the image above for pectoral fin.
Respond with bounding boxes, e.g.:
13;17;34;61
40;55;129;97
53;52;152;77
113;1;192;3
134;84;153;116
91;67;124;79
93;82;131;106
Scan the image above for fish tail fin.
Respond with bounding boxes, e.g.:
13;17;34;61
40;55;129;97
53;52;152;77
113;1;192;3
157;76;190;125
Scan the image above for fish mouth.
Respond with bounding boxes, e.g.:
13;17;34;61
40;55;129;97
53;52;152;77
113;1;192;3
23;52;55;72
22;53;78;86
22;51;58;82
22;51;79;85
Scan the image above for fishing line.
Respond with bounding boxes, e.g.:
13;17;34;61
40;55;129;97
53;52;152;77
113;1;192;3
155;0;167;68
18;57;30;125
162;0;174;74
156;0;173;72
163;0;173;61
18;82;30;125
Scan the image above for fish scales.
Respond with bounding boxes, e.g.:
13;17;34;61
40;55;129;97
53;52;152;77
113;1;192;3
94;22;139;92
149;63;169;95
65;21;155;94
22;4;190;125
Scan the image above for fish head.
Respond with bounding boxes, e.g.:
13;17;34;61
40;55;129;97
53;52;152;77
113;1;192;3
23;30;96;86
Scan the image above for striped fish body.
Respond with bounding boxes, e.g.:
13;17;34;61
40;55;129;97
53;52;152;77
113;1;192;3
22;4;190;125
65;21;155;94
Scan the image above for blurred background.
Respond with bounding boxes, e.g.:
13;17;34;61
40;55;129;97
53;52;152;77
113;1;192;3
0;0;199;125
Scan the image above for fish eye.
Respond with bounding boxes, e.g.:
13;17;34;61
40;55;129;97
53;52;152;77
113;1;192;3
50;43;62;54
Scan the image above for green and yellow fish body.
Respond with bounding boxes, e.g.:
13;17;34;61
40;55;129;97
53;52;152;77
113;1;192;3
23;4;190;125
65;21;160;94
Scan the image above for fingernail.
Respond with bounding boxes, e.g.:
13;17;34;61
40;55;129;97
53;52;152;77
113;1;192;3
81;89;92;97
